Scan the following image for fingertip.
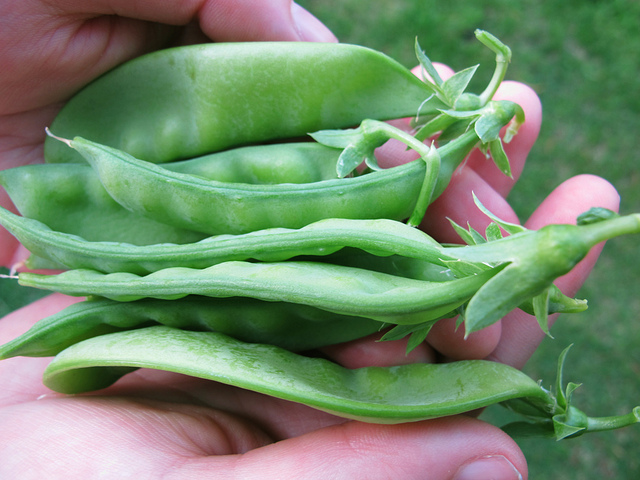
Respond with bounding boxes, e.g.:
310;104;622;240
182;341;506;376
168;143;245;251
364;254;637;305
525;174;620;229
427;317;502;361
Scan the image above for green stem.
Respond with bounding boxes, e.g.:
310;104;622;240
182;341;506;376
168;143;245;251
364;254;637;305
586;406;640;433
476;30;512;105
580;213;640;247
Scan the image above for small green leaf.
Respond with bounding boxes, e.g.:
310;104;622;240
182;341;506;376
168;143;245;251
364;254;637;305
414;37;445;89
485;223;504;242
576;207;620;225
448;219;478;245
488;137;513;178
442;64;479;105
335;145;366;178
553;415;586;440
532;289;553;337
555;345;574;409
472;193;527;235
442;259;490;277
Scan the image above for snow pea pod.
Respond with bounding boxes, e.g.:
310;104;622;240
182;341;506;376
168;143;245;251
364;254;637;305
40;325;554;423
0;163;206;246
44;42;438;164
0;142;342;247
0;210;457;274
49;122;489;235
15;261;502;325
0;296;382;359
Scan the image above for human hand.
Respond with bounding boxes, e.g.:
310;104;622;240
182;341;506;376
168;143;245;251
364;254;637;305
0;2;620;479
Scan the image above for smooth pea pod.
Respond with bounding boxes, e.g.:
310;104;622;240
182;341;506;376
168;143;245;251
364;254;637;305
44;42;438;164
40;327;640;433
36;325;547;422
49;124;490;235
15;261;502;325
0;296;383;359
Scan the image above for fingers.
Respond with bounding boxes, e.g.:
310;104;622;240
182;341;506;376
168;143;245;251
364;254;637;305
488;174;620;369
49;0;337;43
180;416;527;480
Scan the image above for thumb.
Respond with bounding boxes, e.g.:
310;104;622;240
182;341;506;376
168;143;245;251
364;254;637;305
179;416;527;480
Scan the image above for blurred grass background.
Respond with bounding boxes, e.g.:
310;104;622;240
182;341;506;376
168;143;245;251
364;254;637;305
1;0;637;477
298;0;639;477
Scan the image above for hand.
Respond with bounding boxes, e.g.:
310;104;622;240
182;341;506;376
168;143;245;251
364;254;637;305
0;2;619;479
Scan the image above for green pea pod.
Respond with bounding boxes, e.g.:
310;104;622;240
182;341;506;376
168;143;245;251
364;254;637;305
0;163;206;246
0;296;383;359
446;210;640;333
44;42;439;164
0;142;342;247
41;325;553;423
0;209;455;274
47;120;490;235
15;261;502;325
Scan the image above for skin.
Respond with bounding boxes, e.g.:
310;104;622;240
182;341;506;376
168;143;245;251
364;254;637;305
0;1;620;478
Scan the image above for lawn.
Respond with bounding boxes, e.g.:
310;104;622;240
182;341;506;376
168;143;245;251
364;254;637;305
298;0;640;477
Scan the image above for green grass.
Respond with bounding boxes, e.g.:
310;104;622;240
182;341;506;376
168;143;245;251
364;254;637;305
299;0;640;477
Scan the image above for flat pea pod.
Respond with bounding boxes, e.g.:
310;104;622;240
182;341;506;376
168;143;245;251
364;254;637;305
0;296;382;359
0;209;458;274
44;42;437;164
16;262;502;325
51;127;483;235
40;325;553;423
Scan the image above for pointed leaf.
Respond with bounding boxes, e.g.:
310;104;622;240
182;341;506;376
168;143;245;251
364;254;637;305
448;219;478;245
555;345;574;409
335;145;366;178
472;192;527;235
553;415;586;440
489;137;513;178
443;64;479;105
485;222;504;242
532;289;553;337
309;127;363;148
414;37;444;89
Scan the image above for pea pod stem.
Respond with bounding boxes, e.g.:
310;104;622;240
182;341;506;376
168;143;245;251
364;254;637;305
475;29;512;106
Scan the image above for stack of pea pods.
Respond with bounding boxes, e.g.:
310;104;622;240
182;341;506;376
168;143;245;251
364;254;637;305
1;31;638;439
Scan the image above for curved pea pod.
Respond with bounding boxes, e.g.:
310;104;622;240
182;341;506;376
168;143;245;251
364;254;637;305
15;261;502;325
0;163;206;246
0;296;382;359
0;142;342;248
41;326;554;423
0;208;455;274
44;42;438;164
48;122;488;235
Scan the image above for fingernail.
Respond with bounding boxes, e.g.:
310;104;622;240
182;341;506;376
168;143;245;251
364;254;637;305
453;455;523;480
291;3;338;42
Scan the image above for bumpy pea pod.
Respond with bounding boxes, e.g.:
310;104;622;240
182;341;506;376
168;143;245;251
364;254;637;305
0;142;343;248
14;261;502;326
39;326;640;433
44;42;439;164
46;108;513;235
0;210;458;274
0;296;383;358
0;163;206;246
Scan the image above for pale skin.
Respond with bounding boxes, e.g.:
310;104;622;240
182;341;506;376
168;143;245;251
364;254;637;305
0;1;620;479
